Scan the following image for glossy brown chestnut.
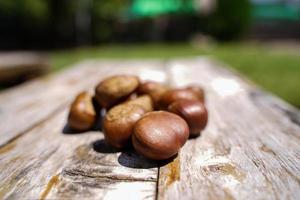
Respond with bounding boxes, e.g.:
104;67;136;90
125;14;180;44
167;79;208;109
137;81;168;109
68;92;97;131
103;104;146;149
159;88;200;109
95;75;140;109
126;95;154;112
132;111;189;160
168;99;208;137
185;85;205;103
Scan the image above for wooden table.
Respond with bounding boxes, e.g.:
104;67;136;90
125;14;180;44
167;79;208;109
0;58;299;200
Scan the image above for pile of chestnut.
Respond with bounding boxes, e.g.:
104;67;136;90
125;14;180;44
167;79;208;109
67;75;208;160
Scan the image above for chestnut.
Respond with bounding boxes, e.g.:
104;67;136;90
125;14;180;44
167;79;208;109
137;81;168;109
159;88;200;109
185;85;205;103
103;104;146;149
132;111;189;160
168;99;208;137
126;95;154;112
95;75;140;109
68;92;97;131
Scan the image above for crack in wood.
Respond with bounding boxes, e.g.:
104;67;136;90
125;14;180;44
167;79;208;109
63;169;156;183
155;167;160;200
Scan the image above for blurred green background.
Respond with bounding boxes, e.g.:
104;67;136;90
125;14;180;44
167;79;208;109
0;0;300;108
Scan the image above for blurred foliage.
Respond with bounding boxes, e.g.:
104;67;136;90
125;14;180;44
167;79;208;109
21;0;49;23
203;0;252;40
0;0;252;48
93;0;128;18
0;0;49;26
0;0;129;48
92;0;129;42
0;0;17;15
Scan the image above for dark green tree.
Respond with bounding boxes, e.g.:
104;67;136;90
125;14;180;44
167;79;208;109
204;0;252;40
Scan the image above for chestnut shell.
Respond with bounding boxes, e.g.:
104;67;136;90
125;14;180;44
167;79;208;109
95;75;140;109
159;88;200;109
185;85;205;103
68;92;97;131
168;99;208;137
132;111;189;160
126;95;154;112
137;81;168;109
103;104;146;149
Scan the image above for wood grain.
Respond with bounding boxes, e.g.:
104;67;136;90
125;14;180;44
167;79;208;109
158;58;300;200
0;110;158;200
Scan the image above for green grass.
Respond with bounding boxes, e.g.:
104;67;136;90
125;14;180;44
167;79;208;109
50;43;300;108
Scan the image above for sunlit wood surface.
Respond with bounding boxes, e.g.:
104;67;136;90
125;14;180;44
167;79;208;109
0;58;299;200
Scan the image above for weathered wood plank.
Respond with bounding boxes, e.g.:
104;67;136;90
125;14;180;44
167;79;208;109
0;110;158;200
0;52;49;84
0;59;165;147
158;58;300;200
0;60;166;200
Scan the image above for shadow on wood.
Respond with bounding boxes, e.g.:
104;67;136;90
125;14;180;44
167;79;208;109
92;138;175;169
118;150;178;169
61;117;103;134
62;124;88;134
118;150;158;169
92;139;120;154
